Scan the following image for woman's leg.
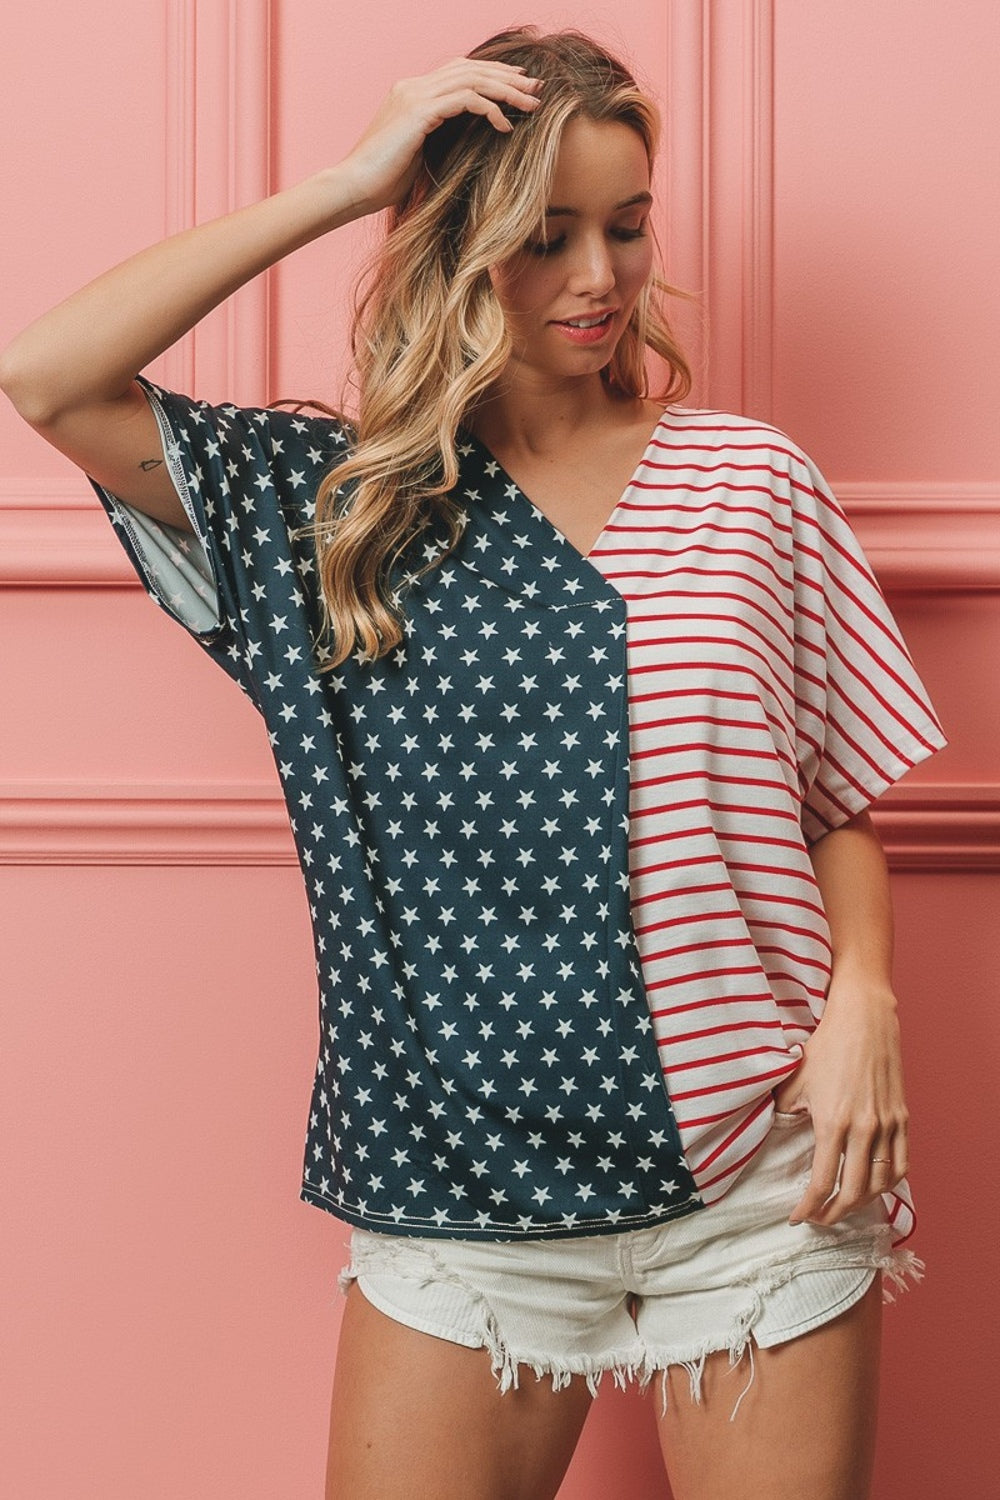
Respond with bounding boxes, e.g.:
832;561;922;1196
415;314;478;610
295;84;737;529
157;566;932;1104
325;1282;595;1500
654;1276;882;1500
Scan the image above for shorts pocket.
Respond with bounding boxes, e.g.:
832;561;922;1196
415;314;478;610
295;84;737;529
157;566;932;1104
771;1108;810;1128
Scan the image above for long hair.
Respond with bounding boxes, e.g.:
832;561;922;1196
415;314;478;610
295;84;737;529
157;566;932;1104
296;26;692;670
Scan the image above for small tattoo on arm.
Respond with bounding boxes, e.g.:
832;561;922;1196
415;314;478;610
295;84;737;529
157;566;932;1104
139;458;163;472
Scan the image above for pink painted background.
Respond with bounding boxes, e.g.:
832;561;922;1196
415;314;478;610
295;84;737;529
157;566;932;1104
2;2;998;1496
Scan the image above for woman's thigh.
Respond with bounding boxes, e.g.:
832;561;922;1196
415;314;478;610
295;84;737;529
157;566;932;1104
325;1282;595;1500
655;1274;882;1500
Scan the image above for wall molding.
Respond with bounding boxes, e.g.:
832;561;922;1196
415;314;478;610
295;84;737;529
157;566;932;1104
662;1;710;400
2;488;996;590
0;506;141;586
0;783;294;866
833;486;1000;591
874;784;1000;871
0;780;996;869
161;0;272;404
0;478;96;511
737;0;774;423
664;0;774;419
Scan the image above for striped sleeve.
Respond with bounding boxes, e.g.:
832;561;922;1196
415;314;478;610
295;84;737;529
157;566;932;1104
790;451;948;844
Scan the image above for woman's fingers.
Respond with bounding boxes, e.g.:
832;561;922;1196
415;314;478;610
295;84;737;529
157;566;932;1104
341;61;544;213
406;68;544;131
788;1119;909;1225
430;57;543;100
787;1127;844;1225
831;1130;893;1214
434;85;528;135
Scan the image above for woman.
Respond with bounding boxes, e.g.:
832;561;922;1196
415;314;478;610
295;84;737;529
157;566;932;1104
0;26;947;1500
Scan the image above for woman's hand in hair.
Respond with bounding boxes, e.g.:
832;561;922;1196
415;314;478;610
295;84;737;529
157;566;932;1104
340;58;543;215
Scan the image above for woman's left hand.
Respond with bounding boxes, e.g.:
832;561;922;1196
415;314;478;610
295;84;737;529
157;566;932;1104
772;979;910;1225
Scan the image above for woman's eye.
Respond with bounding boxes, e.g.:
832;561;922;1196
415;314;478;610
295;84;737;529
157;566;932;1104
526;236;566;257
525;225;648;257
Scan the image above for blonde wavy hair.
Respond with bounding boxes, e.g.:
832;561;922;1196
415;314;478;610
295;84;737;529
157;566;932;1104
296;25;692;669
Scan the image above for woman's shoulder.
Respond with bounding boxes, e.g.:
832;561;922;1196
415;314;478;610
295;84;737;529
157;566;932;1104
265;397;357;450
658;404;816;467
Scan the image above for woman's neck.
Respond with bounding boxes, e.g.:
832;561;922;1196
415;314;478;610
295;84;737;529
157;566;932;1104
467;376;637;458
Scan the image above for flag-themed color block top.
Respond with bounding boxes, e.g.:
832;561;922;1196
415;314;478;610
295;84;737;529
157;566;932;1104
87;378;948;1246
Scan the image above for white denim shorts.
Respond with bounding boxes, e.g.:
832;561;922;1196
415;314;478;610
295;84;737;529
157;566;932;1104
337;1110;924;1421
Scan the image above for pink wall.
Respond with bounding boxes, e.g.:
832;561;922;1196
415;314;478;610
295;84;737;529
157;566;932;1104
2;2;997;1496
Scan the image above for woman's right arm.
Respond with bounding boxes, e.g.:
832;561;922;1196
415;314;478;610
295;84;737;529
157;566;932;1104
0;59;541;532
0;169;370;532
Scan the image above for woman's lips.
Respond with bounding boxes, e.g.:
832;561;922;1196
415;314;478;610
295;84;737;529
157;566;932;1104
550;312;616;344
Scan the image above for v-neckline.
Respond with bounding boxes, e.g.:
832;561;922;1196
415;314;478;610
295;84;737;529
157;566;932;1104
459;409;669;564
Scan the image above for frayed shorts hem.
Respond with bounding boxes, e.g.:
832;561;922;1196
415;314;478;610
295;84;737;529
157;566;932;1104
339;1241;923;1422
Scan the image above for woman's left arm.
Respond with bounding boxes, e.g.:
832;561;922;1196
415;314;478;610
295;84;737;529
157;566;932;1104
774;809;910;1225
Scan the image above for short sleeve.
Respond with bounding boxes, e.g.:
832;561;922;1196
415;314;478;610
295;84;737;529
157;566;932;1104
790;449;949;844
86;375;349;706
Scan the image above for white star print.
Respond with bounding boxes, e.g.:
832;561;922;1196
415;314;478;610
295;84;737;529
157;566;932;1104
99;378;719;1240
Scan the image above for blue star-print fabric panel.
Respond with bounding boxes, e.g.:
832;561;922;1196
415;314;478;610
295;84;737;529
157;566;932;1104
87;377;702;1239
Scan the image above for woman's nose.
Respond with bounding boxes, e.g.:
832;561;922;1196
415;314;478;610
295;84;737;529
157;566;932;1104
568;236;616;296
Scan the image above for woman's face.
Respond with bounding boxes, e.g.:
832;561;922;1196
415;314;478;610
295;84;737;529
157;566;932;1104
488;116;654;388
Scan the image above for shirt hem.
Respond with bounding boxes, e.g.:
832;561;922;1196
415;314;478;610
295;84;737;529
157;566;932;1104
299;1183;707;1242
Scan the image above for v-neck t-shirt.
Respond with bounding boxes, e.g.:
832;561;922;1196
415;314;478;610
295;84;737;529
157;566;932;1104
86;377;948;1246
